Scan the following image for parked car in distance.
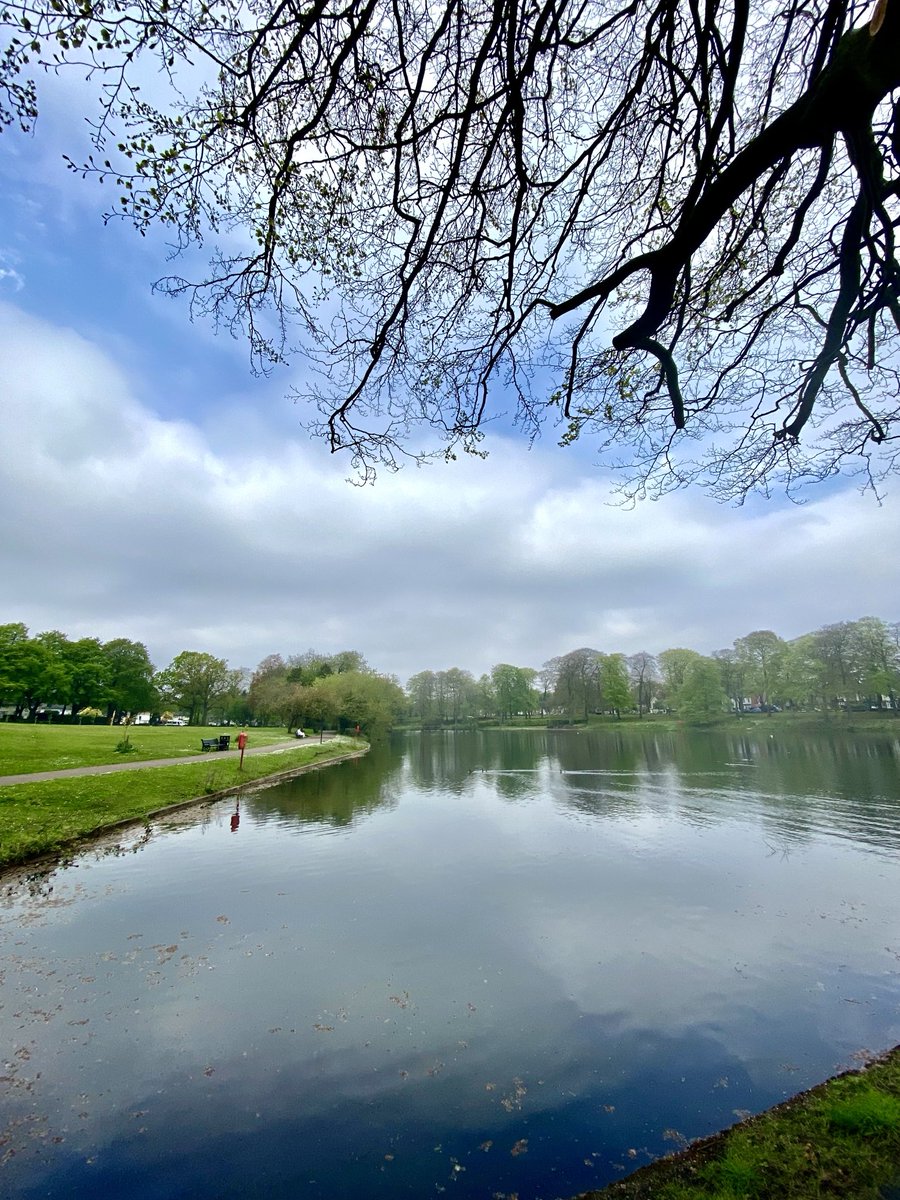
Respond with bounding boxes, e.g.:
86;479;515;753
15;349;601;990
164;717;189;726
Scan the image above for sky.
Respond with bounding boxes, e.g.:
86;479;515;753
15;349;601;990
1;70;898;686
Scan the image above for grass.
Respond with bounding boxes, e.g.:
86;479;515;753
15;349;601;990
580;1046;900;1200
0;722;296;776
398;710;900;736
0;737;363;869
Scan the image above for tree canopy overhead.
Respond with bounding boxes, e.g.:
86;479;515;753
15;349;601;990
3;0;899;496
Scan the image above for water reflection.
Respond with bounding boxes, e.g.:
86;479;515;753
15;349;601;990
1;728;899;1199
245;742;400;830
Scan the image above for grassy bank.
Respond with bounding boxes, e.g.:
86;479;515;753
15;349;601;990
578;1046;900;1200
399;710;900;736
0;721;295;775
0;739;363;869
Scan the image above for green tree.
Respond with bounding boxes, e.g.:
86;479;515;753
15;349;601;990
476;674;495;720
713;647;747;716
0;622;31;710
5;1;899;497
285;684;338;734
63;637;110;717
779;635;829;711
811;621;861;709
247;654;290;724
406;670;438;725
286;649;370;686
102;638;156;721
209;668;251;724
25;631;72;719
734;630;787;710
658;648;702;710
549;649;602;722
156;651;232;725
490;664;537;723
851;616;899;706
303;671;405;738
679;658;729;725
627;651;658;719
442;668;479;724
407;667;479;725
599;653;631;717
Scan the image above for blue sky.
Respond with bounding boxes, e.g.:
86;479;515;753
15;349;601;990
1;72;898;684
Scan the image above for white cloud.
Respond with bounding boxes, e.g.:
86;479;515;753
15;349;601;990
1;300;897;682
0;266;24;293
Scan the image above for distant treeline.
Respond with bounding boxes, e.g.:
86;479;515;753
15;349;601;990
2;616;897;731
406;617;900;724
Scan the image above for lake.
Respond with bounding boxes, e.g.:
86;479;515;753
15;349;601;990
2;726;900;1198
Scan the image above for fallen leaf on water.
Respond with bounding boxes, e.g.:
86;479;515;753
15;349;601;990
501;1078;527;1112
510;1139;528;1157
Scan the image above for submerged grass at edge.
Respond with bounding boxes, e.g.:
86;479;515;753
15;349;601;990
0;740;359;868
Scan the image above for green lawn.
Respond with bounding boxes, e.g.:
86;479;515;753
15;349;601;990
0;721;295;776
0;737;363;869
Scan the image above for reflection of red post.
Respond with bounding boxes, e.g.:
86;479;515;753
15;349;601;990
237;730;248;769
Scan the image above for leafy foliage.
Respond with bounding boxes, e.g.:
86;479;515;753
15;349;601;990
154;650;234;725
2;0;900;496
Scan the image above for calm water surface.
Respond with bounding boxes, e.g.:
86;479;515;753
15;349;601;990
2;728;900;1198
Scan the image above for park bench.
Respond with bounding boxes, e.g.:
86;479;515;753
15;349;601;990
201;735;232;752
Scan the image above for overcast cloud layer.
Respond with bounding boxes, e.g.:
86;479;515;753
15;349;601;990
2;300;897;683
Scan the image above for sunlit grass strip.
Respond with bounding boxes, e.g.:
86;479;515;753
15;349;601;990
581;1046;900;1200
0;742;364;869
0;723;295;776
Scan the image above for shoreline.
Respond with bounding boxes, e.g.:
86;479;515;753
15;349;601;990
572;1044;900;1199
0;740;368;874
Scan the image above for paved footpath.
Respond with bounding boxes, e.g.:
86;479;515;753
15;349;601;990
0;740;310;786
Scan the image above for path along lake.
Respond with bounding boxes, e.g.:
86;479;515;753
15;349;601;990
2;727;900;1199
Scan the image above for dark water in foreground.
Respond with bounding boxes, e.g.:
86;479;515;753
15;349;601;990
2;727;900;1199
